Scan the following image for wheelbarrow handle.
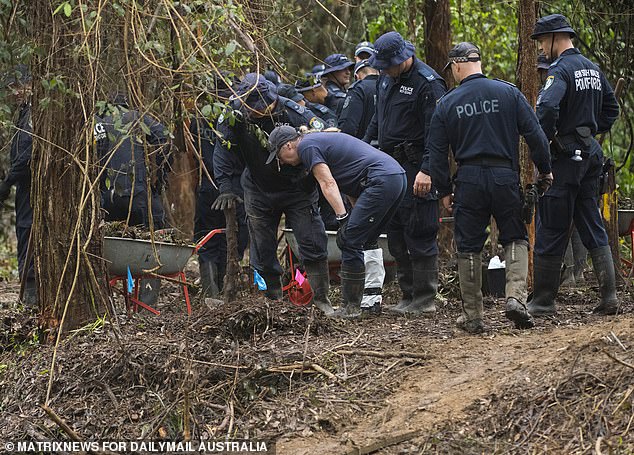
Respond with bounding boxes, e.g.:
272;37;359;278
195;229;226;254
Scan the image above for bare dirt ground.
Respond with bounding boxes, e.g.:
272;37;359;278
0;267;632;455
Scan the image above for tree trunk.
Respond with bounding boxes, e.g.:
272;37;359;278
516;0;540;288
31;0;108;335
424;0;451;78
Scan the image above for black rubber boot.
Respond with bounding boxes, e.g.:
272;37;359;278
139;278;161;306
22;279;38;311
398;255;438;316
199;261;221;298
503;241;534;329
388;256;413;314
456;252;485;334
527;255;562;317
261;272;283;300
304;260;335;316
589;246;619;315
333;265;365;320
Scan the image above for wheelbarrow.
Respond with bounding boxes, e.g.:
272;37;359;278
618;209;634;278
103;229;225;315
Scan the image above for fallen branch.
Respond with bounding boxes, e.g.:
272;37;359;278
334;349;431;360
604;350;634;370
346;429;423;455
41;404;81;442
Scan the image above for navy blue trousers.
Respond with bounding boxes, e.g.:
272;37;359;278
453;165;527;252
535;153;607;257
342;173;407;268
387;162;439;260
242;170;327;276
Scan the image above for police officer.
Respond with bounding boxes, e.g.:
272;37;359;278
277;83;337;128
0;65;36;308
363;31;447;317
99;95;172;306
99;94;172;229
354;41;375;62
321;54;355;115
528;14;620;316
267;127;406;318
295;78;331;110
306;64;325;80
212;73;333;315
338;60;379;139
537;54;588;288
426;43;552;333
191;74;248;297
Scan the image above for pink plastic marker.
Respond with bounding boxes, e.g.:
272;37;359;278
295;268;305;286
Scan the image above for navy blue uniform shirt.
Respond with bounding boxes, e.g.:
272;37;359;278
536;48;619;141
363;58;446;164
214;97;322;194
7;103;32;228
297;132;405;198
338;74;378;139
323;80;347;115
100;109;171;196
305;101;337;128
427;73;551;195
190;117;219;193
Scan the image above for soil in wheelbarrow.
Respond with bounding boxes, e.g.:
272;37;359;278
102;221;190;244
0;268;632;454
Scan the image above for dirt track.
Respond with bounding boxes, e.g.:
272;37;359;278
277;315;633;454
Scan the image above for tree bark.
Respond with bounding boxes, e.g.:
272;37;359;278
516;0;540;288
31;0;108;334
424;0;451;78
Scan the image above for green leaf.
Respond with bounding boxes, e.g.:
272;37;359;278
201;104;212;117
53;1;66;16
63;2;72;17
224;41;237;56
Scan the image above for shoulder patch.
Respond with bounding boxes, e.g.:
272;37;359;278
309;117;325;131
543;75;554;91
342;96;351;110
494;78;516;87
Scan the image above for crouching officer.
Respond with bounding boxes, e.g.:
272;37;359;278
364;31;447;317
529;14;620;316
212;74;332;315
0;65;36;308
426;43;552;333
267;127;406;318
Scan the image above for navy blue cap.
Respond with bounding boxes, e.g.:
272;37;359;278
443;42;481;71
295;77;322;93
355;41;375;57
264;69;281;86
369;31;416;70
235;73;278;113
531;14;576;39
277;83;304;102
536;53;551;70
321;54;354;76
306;64;325;79
353;59;372;77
